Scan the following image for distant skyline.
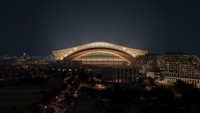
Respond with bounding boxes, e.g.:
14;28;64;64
0;0;200;56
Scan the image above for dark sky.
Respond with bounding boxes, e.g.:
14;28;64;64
0;0;200;56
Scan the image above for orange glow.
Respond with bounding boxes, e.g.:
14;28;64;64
96;84;106;89
66;49;134;64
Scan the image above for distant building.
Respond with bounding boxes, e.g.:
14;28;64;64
133;53;200;87
0;59;15;68
50;60;83;71
12;59;49;69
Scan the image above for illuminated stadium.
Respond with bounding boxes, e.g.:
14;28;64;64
52;41;148;66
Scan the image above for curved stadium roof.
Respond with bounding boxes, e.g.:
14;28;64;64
52;41;148;63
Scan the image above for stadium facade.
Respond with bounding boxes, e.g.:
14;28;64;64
52;41;148;82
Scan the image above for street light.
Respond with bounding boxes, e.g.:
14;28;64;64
44;105;47;109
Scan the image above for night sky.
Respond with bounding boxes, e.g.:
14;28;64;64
0;0;200;56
